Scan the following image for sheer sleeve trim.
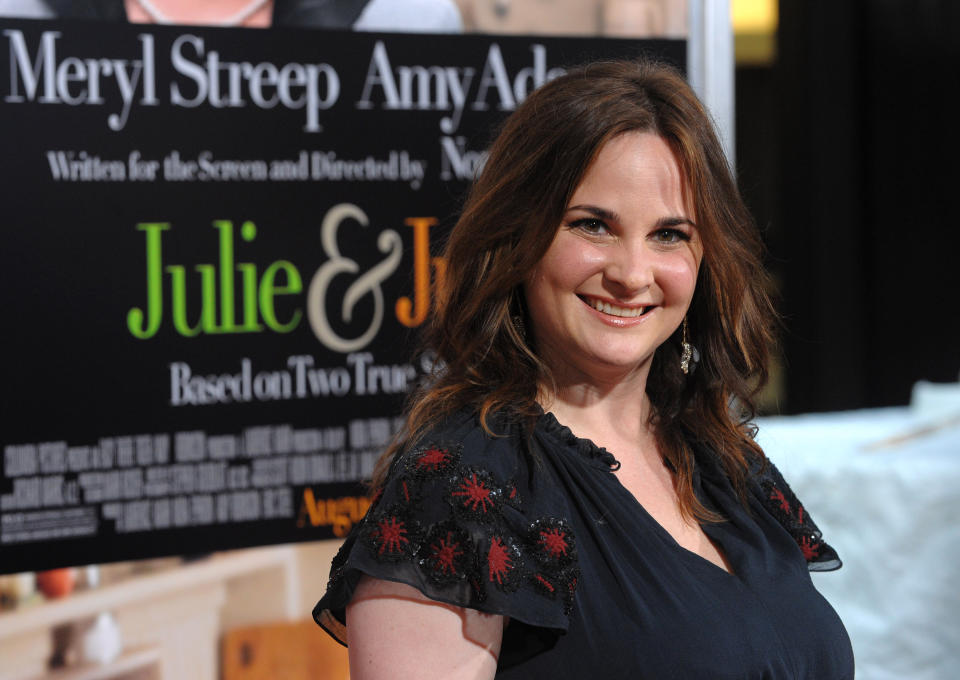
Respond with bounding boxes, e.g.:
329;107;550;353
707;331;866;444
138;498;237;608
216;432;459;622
751;458;842;572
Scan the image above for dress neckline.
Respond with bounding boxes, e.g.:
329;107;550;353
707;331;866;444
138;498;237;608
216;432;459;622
535;410;738;577
535;410;622;469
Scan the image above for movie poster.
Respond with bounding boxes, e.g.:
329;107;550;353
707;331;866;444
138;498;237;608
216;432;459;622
0;17;683;573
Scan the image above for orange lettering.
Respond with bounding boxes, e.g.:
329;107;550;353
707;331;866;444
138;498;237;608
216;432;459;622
297;492;373;533
396;217;445;327
296;488;323;528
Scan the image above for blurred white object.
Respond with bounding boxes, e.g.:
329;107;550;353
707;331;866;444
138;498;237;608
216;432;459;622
756;404;960;680
355;0;463;32
84;565;100;590
82;612;122;665
911;380;960;420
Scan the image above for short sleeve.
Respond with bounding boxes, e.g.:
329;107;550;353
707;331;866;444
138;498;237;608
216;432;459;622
313;412;580;669
750;458;842;572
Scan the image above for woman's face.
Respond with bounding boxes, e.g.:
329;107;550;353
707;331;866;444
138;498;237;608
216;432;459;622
524;132;703;384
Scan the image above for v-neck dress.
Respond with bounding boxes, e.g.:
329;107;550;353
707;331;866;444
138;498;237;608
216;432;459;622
314;410;854;679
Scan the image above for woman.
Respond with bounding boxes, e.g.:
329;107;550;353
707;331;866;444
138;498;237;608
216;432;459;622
314;60;854;679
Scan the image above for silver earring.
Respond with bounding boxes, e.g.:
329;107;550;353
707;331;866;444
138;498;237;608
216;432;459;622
680;318;694;375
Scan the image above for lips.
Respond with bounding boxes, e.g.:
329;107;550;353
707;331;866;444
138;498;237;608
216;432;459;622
578;295;654;319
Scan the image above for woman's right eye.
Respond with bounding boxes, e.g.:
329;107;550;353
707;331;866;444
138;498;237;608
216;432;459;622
569;218;609;235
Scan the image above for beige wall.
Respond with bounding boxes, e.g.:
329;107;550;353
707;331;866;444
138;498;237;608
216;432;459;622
454;0;687;37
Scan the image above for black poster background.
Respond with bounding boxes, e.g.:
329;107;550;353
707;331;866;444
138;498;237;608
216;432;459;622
0;18;684;573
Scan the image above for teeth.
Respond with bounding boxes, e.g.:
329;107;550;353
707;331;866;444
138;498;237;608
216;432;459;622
587;298;648;318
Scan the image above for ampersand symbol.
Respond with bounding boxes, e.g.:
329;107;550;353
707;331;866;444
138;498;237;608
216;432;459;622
307;203;402;353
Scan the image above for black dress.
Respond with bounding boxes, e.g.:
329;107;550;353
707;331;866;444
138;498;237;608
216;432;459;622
314;409;855;679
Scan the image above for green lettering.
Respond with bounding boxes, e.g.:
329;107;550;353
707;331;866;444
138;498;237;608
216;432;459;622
166;264;217;336
237;262;263;331
129;219;298;339
127;222;170;339
213;220;237;331
259;261;302;333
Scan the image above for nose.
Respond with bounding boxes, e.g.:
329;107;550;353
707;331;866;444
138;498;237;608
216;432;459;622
603;241;654;294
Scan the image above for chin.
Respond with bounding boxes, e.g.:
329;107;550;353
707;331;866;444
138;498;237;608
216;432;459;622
583;350;655;375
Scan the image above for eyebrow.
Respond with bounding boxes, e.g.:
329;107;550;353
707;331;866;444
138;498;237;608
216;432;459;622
566;204;621;222
566;204;696;228
656;216;697;229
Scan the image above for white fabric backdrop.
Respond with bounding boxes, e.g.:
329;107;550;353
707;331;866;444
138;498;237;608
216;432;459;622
756;395;960;680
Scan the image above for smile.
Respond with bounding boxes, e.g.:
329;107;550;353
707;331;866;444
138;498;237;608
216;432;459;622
579;296;653;318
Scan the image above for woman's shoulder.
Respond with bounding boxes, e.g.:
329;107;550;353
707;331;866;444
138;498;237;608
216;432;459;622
398;407;532;482
371;407;543;546
744;453;842;571
383;409;530;499
315;406;579;664
692;434;842;572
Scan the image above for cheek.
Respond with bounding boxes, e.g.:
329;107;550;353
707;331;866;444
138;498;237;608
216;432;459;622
537;239;604;290
659;255;700;300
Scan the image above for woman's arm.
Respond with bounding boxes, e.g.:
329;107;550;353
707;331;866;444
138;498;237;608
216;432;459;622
346;574;505;680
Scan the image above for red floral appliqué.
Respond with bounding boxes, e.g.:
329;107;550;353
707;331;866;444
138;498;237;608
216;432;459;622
770;487;791;514
407;442;461;477
366;505;419;562
529;517;576;572
429;531;464;576
539;528;569;559
799;535;821;560
451;470;498;514
419;522;470;584
531;566;580;611
373;516;409;556
758;467;839;569
534;573;555;593
417;447;454;472
487;535;521;589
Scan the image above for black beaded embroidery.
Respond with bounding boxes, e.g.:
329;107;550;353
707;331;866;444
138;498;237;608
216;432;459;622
393;474;421;507
531;571;560;599
758;471;837;567
354;438;581;612
419;521;473;585
406;442;462;477
529;517;577;571
326;541;350;591
447;466;504;522
504;478;523;510
560;566;580;616
485;533;524;592
366;504;420;562
526;517;579;605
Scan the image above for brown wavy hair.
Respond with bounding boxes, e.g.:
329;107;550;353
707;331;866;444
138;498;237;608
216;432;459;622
373;59;777;521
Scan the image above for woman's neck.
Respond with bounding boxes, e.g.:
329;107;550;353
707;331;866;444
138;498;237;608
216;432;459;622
539;369;654;447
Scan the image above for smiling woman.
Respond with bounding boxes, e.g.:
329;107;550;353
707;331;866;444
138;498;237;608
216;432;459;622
525;132;702;384
313;60;854;679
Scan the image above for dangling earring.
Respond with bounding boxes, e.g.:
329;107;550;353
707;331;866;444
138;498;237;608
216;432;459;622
680;317;694;375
